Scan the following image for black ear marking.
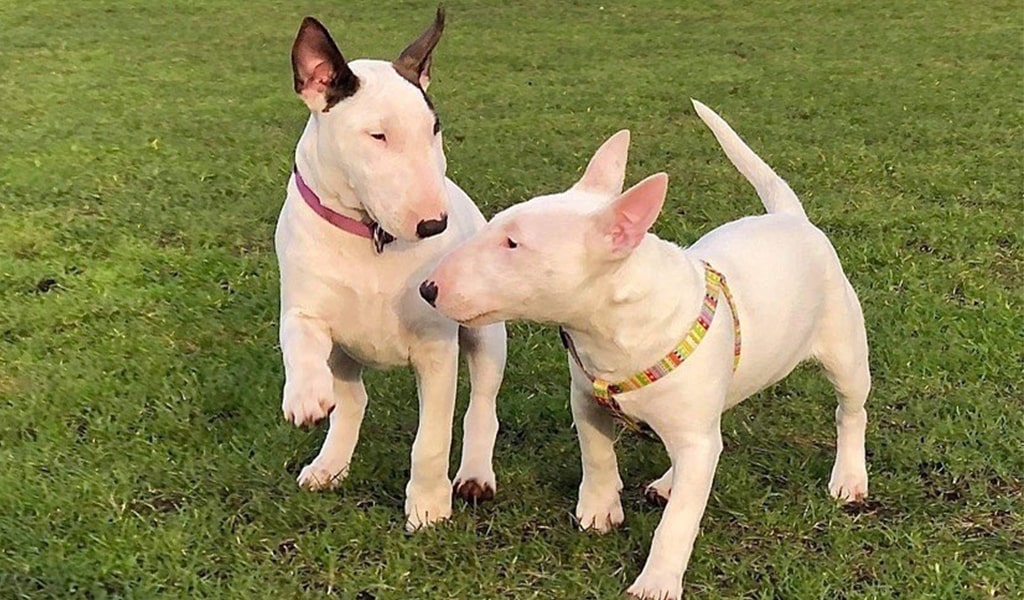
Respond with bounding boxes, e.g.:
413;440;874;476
393;6;445;88
291;17;360;111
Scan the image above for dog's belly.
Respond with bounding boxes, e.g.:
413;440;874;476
724;349;811;409
331;339;407;370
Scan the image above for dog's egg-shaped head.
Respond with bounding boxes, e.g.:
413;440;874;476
422;130;669;328
291;9;449;242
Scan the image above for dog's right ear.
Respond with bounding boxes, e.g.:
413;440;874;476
572;130;631;197
291;17;360;112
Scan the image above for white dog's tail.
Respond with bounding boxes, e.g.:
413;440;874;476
691;99;808;219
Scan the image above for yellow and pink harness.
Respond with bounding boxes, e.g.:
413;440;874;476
560;261;742;437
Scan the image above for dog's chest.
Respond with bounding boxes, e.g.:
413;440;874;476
322;275;416;368
277;220;446;369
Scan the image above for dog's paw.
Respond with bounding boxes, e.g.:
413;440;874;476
281;372;335;427
575;493;624;533
643;485;670;508
829;476;869;503
453;477;495;504
643;467;673;507
453;464;496;504
829;463;869;502
405;484;453;531
297;462;347;491
626;569;682;600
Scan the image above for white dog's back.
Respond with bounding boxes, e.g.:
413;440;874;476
687;101;861;404
688;215;846;403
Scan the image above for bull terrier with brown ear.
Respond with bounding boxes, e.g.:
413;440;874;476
276;7;507;530
422;100;870;598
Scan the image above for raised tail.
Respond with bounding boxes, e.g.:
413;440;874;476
691;99;807;219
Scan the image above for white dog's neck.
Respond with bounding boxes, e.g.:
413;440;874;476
562;237;706;378
294;117;370;223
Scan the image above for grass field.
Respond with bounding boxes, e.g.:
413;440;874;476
1;1;1022;598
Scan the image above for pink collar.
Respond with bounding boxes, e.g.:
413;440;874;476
292;165;393;252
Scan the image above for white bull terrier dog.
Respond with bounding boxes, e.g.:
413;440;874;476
422;100;870;598
275;8;507;530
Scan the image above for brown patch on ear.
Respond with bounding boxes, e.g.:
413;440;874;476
291;17;360;111
393;6;445;89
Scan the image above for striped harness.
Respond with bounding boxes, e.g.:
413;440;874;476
561;261;741;437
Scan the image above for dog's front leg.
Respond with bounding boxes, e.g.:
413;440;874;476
406;341;459;530
570;379;624;533
453;323;507;503
627;428;722;600
280;309;336;427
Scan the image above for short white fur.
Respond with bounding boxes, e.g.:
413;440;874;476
277;11;507;530
425;100;870;599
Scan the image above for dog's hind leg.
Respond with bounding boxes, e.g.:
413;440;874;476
644;467;673;507
297;348;368;491
815;280;870;502
453;323;506;503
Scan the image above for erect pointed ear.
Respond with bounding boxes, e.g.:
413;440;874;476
291;17;360;112
595;173;669;257
572;129;631;196
394;6;445;90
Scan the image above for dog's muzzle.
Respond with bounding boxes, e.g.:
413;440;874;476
416;214;448;239
419;280;439;306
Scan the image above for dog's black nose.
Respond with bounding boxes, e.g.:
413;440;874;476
419;280;439;306
416;214;448;239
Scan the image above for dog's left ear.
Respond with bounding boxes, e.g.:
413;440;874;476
595;173;669;257
394;6;445;90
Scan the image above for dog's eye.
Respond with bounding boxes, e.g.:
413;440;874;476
505;237;519;249
433;118;441;135
369;132;387;142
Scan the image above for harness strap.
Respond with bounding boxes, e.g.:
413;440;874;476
561;261;741;437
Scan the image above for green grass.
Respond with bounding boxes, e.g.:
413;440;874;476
1;0;1021;598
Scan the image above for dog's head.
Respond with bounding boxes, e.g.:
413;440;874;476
291;8;449;241
421;130;669;326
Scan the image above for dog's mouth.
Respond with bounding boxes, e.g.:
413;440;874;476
358;205;400;252
369;222;395;253
455;310;500;327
